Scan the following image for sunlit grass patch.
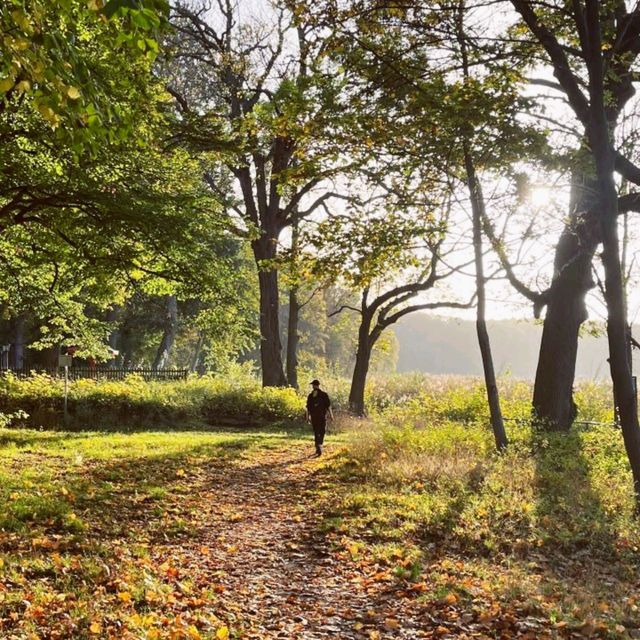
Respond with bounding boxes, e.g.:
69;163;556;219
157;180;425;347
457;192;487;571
323;400;640;633
0;426;306;638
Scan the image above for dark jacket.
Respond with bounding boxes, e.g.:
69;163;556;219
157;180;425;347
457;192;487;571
307;389;331;419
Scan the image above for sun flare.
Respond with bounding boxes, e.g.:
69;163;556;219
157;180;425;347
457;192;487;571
529;186;553;207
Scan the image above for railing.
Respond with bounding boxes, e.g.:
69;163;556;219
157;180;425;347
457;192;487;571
0;367;189;381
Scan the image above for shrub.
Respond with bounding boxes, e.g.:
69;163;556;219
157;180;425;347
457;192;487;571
0;373;305;429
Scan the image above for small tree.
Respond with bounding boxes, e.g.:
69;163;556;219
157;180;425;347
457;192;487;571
304;204;469;415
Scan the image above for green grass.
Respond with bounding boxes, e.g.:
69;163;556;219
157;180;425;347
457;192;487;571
322;409;640;637
0;425;311;639
0;372;635;637
0;373;306;429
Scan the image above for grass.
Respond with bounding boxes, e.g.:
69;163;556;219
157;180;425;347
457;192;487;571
0;425;316;639
0;373;636;637
322;409;640;637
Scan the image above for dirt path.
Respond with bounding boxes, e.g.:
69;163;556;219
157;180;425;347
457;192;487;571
149;443;435;640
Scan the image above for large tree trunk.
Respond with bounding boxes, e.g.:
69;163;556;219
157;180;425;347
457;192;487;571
533;175;600;430
349;313;372;416
286;287;300;389
588;49;640;505
153;295;178;369
252;237;287;387
464;145;508;450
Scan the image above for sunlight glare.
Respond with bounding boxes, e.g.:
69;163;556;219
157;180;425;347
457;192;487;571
529;186;552;207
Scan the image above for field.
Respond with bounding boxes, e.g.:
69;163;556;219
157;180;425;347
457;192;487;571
0;374;637;639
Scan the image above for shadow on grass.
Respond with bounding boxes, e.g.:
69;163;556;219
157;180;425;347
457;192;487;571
531;428;619;555
0;426;315;547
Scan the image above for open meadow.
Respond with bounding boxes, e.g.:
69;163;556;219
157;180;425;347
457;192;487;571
0;374;637;639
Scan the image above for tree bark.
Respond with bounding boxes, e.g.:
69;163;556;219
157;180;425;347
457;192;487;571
464;144;508;450
286;211;300;389
286;287;300;389
458;4;507;450
11;314;25;369
153;294;178;369
349;311;372;416
533;174;600;430
252;237;287;387
585;6;640;505
190;332;204;373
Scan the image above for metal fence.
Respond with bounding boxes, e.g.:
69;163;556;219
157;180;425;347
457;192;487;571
0;367;189;381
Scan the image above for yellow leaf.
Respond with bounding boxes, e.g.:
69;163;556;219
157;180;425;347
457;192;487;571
216;626;230;640
443;593;458;604
89;621;102;634
0;78;14;93
15;79;31;94
0;558;4;568
117;591;132;603
67;86;81;100
176;468;186;477
37;103;59;126
187;626;201;639
11;11;31;31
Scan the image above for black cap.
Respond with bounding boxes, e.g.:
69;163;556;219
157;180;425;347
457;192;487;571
310;379;320;385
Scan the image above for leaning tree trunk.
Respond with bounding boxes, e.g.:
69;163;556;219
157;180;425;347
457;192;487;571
349;313;373;416
153;295;178;369
532;174;600;430
252;236;287;387
286;287;300;389
464;144;508;450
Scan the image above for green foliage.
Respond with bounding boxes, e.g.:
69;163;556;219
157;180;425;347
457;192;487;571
0;373;305;428
0;0;168;151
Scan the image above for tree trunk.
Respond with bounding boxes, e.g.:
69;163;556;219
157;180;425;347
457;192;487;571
349;313;372;416
286;211;300;389
464;144;508;450
252;237;287;387
588;49;640;505
106;306;121;366
190;332;204;373
11;314;25;369
598;189;640;505
533;175;600;430
458;10;507;450
286;287;300;389
153;295;178;369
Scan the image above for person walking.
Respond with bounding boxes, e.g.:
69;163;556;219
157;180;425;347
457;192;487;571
306;379;333;456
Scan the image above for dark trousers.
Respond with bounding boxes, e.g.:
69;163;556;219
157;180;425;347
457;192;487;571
311;416;326;447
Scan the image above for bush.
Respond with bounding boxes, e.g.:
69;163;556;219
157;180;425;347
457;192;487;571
0;373;305;429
